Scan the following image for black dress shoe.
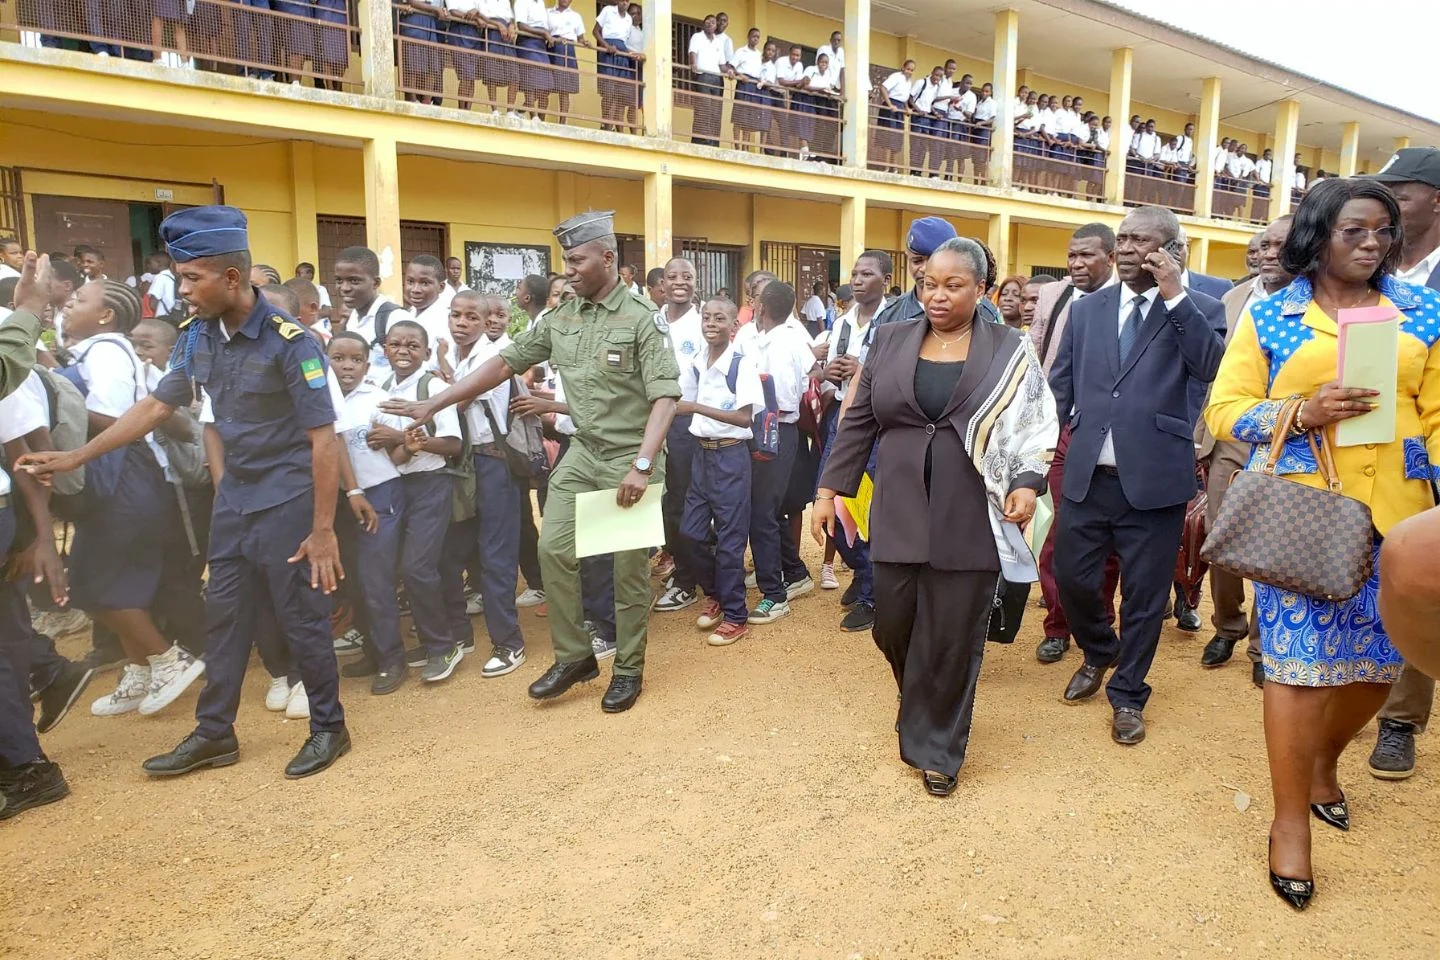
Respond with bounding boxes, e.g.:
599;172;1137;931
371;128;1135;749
1036;636;1070;664
1252;663;1265;688
1200;636;1237;667
0;761;70;820
284;729;351;779
1174;601;1202;632
922;770;957;796
1310;793;1350;831
1268;837;1314;911
601;674;643;713
142;732;241;777
371;664;406;695
36;662;96;734
528;656;600;700
1063;663;1107;702
1111;707;1146;745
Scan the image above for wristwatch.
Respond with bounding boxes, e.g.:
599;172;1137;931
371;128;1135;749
633;456;654;476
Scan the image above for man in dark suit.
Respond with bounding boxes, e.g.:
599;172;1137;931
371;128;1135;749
1048;205;1226;745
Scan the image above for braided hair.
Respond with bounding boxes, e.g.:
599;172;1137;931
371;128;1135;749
99;279;143;334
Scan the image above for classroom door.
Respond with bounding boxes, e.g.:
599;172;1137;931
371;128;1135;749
31;195;136;282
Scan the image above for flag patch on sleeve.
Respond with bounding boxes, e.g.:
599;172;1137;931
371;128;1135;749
301;357;326;389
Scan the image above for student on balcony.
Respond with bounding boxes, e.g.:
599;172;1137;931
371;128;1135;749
968;82;997;184
725;27;767;152
798;51;841;163
872;60;915;174
686;14;727;148
908;65;945;178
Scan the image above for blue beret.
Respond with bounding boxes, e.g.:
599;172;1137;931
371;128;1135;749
906;216;957;257
160;205;250;263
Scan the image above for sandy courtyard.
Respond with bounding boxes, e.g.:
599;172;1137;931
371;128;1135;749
3;548;1437;960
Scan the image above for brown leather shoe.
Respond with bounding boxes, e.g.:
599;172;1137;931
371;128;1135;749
1063;663;1107;702
1112;707;1146;745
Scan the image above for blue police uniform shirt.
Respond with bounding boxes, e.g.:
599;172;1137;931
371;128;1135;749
153;291;337;515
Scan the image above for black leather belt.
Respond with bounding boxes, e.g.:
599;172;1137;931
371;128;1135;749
1097;465;1121;477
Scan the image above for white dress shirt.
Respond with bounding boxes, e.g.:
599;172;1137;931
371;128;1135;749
148;269;177;314
385;369;463;474
824;300;885;401
1135;131;1160;160
804;65;838;92
817;43;844;73
548;6;584;40
0;264;19;281
348;295;395;376
452;334;513;445
775;58;804;85
730;44;762;79
407;299;452;372
553;374;576;436
717;30;734;62
1174;136;1194;165
688;32;727;75
478;0;513;19
681;343;765;440
911;77;940;113
335;380;404;491
513;0;548;30
950;88;977;121
881;71;909;102
1096;284;1187;465
973;96;997;124
1255;157;1273;184
595;3;629;40
1399;243;1440;286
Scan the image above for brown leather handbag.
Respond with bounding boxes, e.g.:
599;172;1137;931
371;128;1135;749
1173;464;1209;609
1200;398;1374;601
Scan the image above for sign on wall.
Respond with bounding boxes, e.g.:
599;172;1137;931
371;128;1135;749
464;242;552;299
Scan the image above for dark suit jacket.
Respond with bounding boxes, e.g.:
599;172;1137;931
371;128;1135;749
1049;285;1226;511
1187;271;1234;301
819;316;1045;571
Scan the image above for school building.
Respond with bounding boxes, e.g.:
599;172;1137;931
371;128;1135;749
1;0;1436;300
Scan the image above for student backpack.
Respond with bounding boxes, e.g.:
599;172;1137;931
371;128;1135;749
369;301;405;347
32;365;89;502
406;372;477;523
725;353;780;461
477;377;551;485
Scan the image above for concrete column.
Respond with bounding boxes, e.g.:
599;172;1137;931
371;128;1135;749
646;0;673;138
746;0;768;40
992;9;1019;190
1271;100;1301;217
841;0;871;169
1104;47;1133;205
1339;121;1360;177
644;169;674;271
1189;235;1210;275
1394;137;1412;153
1193;76;1221;219
358;0;396;100
289;141;319;269
987;211;1011;283
363;135;403;299
840;196;867;271
749;195;762;278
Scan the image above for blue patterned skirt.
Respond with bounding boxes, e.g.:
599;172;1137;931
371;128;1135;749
548;40;579;93
482;23;517;87
1257;538;1403;687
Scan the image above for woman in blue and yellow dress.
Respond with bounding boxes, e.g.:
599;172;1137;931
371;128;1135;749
1206;178;1440;911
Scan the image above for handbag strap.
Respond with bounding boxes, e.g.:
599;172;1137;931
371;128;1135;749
1262;396;1343;494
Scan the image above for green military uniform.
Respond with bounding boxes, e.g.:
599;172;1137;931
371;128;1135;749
499;257;680;677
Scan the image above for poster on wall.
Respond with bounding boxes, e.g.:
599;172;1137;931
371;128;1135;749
464;242;551;300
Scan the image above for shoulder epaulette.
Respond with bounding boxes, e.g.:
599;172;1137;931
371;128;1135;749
271;315;305;341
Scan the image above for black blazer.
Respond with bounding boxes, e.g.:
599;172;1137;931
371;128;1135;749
1049;285;1226;511
819;316;1045;571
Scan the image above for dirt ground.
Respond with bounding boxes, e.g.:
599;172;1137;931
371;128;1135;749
3;541;1438;960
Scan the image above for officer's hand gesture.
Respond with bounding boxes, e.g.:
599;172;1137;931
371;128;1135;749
13;252;56;317
378;397;436;430
16;450;83;486
289;527;344;594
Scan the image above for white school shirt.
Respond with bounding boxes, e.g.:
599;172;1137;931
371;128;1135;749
801;294;826;328
1255;157;1273;184
825;300;885;401
664;305;704;379
681;343;764;441
627;24;644;51
730;44;762;79
817;43;844;73
1094;128;1110;151
1159;143;1178;164
973;96;997;124
716;30;734;62
478;0;513;19
1288;166;1305;192
385;369;462;475
348;295;395;376
1012;97;1030;120
1174;135;1194;165
547;6;584;40
1229;153;1255;179
1135;131;1160;160
335;381;404;491
747;318;816;424
0;264;19;281
881;71;909;102
931;77;954;115
688;32;726;75
451;334;513;445
950;88;977;121
448;0;482;13
148;269;177;315
911;77;941;113
1097;284;1188;465
407;299;452;372
1212;146;1230;171
513;0;547;30
73;333;145;421
1017;111;1042;133
775;59;804;85
0;370;51;442
759;59;778;85
595;3;629;39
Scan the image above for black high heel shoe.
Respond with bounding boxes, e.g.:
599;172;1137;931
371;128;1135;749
1310;793;1350;832
1268;837;1315;911
922;770;957;796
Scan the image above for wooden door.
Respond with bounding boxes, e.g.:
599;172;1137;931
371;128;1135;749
31;195;136;281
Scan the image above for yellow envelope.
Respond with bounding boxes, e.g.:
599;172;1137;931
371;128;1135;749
841;473;874;544
575;485;666;558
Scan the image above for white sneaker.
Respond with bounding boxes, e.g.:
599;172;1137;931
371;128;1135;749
507;111;523;120
465;590;485;615
515;588;546;608
785;576;815;601
264;676;292;712
285;682;310;720
653;585;698;612
91;663;150;716
820;563;840;590
138;646;206;715
332;628;365;657
481;647;526;678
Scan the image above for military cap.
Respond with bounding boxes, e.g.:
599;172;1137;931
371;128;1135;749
554;210;616;250
159;205;250;263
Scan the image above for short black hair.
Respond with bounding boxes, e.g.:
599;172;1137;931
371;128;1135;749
1027;274;1060;284
296;261;316;273
1280;177;1403;283
386;318;429;346
330;330;370;351
760;280;796;321
1072;221;1116;253
337;246;380;277
521;274;551;303
646;267;665;287
0;236;20;250
856;249;894;276
73;244;98;258
0;276;17;307
50;259;83;287
262;282;301;317
284;276;320;304
408;254;444;279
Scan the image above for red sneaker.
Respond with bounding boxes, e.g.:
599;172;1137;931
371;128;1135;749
695;599;723;630
707;622;749;647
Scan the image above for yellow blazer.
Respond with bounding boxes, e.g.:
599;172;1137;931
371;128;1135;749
1204;275;1440;536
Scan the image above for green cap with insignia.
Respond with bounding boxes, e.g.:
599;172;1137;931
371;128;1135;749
554;210;616;250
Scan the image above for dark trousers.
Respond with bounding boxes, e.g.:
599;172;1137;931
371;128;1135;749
344;477;405;668
661;415;701;592
398;471;455;657
440;453;523;654
682;442;752;625
0;506;44;766
749;422;800;604
1039;426;1118;638
196;493;343;739
153;484;212;655
873;562;993;778
692;72;723;146
519;491;543;592
1054;469;1187;712
25;627;68;694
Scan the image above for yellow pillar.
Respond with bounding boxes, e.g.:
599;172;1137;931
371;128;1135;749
841;0;871;169
363;135;403;300
840;196;867;271
1193;76;1221;219
745;0;767;40
1189;235;1210;275
901;37;919;66
646;0;673;138
987;211;1011;286
289;141;318;270
749;195;762;279
1104;47;1133;205
1394;137;1412;153
1339;122;1360;178
992;9;1019;190
1272;100;1301;217
358;0;396;100
644;168;674;272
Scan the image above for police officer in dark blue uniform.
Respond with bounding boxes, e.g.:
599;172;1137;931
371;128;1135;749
21;208;352;780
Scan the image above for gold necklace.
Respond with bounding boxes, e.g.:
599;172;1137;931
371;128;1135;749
930;326;972;350
1316;287;1373;312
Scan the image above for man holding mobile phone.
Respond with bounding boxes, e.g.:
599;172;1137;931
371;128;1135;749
1046;206;1227;747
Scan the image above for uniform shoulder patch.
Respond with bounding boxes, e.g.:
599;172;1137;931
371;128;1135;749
300;356;326;389
272;315;305;341
653;313;670;334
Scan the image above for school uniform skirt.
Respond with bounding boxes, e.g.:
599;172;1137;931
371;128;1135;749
69;442;172;613
447;21;482;82
482;22;517;86
789;92;817;143
154;0;189;24
313;0;350;69
273;0;315;59
515;34;552;93
876;98;905;153
549;40;579;93
597;39;638;105
398;13;442;81
733;78;767;132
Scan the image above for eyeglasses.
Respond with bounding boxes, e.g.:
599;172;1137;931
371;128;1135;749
1332;226;1398;246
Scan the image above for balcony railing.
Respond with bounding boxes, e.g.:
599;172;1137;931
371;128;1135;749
1123;163;1197;215
866;106;994;185
1212;178;1270;225
672;70;843;162
1013;136;1106;200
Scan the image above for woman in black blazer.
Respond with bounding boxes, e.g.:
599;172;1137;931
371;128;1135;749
814;237;1059;796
